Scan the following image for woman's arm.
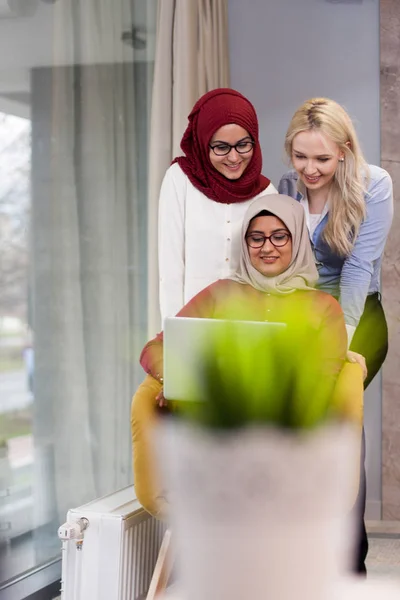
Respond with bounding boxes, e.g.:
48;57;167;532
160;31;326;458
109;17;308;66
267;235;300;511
158;166;186;322
301;294;347;398
140;284;218;380
299;295;348;421
317;295;348;376
340;169;393;337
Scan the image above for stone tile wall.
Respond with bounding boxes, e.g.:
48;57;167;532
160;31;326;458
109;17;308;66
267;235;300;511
381;0;400;520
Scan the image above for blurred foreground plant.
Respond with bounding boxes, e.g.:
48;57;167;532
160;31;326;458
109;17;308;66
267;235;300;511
174;303;343;430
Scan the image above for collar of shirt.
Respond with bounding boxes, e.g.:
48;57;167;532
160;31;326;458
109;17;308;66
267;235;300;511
299;193;329;235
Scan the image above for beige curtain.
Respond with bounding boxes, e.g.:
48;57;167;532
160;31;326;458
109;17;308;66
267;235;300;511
31;0;155;539
147;0;230;335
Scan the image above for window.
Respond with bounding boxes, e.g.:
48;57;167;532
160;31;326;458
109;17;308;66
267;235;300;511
0;1;156;595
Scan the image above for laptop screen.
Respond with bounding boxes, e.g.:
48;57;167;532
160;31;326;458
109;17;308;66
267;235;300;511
163;317;286;402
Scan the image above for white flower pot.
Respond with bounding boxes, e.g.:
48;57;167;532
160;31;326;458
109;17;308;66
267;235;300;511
157;422;359;600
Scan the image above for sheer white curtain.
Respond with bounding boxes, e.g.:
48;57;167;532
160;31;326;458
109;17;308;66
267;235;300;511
30;0;155;532
147;0;230;334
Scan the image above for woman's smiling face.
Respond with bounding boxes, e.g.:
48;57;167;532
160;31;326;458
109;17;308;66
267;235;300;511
209;124;254;180
246;215;292;277
291;129;343;193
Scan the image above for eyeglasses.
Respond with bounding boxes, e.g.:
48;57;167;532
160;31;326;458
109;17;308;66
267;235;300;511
209;140;254;156
246;232;291;249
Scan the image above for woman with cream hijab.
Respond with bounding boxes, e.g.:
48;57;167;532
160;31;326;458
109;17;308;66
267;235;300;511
141;193;346;385
132;194;363;519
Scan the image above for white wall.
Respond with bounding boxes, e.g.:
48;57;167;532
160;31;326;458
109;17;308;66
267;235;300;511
228;0;382;518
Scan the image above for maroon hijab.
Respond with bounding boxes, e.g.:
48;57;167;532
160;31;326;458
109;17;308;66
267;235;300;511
172;88;271;204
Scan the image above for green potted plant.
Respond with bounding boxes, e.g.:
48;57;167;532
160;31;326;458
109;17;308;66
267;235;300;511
156;316;361;600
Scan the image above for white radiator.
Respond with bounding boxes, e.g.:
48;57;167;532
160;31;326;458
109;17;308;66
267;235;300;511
59;486;166;600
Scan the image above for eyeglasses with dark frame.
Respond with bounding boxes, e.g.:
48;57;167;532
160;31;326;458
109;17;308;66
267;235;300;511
209;140;255;156
246;231;291;249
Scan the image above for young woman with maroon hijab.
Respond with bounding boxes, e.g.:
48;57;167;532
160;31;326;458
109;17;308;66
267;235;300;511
158;88;277;322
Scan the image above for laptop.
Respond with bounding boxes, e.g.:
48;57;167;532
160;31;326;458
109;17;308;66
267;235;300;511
163;317;286;401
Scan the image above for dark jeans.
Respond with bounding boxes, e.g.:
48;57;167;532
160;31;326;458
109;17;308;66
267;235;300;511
348;293;388;574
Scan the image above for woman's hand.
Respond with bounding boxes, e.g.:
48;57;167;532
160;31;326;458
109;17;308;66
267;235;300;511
156;387;168;408
347;350;368;381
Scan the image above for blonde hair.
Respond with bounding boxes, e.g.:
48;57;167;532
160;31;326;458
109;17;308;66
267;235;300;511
284;98;369;256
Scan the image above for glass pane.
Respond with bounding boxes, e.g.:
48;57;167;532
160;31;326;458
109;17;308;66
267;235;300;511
0;0;156;586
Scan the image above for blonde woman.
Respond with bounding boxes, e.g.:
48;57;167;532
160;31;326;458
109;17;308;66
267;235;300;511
278;97;393;575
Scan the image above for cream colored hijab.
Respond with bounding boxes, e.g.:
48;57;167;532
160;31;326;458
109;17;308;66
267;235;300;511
232;193;318;294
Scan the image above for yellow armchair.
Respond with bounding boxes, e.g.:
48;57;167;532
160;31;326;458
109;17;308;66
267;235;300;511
131;362;364;520
131;375;168;519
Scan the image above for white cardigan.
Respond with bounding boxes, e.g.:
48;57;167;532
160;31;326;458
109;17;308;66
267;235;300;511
158;163;278;321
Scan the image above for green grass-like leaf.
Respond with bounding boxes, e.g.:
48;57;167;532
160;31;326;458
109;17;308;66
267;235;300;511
174;309;339;431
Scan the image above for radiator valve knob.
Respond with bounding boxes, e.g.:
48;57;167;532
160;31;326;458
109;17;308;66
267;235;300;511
58;517;89;543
